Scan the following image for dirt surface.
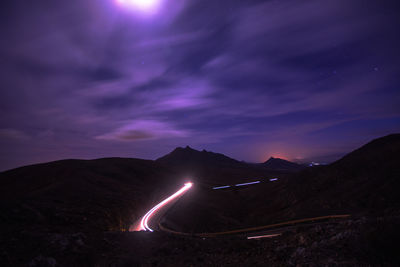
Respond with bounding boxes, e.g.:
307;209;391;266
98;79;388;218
2;215;400;266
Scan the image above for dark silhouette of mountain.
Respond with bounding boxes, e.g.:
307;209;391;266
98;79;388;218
157;146;305;173
262;157;305;171
156;146;243;167
156;146;298;184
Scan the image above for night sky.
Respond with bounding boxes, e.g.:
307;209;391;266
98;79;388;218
1;0;400;171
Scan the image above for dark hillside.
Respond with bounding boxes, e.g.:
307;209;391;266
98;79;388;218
162;134;400;233
285;134;400;218
0;158;179;233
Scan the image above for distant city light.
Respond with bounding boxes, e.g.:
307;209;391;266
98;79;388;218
309;162;327;167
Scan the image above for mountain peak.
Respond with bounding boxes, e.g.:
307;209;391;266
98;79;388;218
263;157;304;171
156;146;241;167
172;145;195;152
264;157;286;163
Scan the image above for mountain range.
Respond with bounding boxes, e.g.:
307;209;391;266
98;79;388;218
157;145;304;170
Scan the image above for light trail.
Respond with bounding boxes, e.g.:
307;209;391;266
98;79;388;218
269;178;278;182
212;185;231;190
247;233;281;239
212;180;262;190
235;181;260;187
136;182;192;232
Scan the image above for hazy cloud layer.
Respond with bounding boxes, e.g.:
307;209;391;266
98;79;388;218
0;0;399;170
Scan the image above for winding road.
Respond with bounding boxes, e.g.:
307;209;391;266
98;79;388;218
131;182;350;239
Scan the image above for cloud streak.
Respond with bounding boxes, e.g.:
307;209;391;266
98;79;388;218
0;0;399;170
95;120;189;141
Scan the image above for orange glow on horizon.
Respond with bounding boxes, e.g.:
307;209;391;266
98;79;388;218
271;154;289;160
261;152;291;162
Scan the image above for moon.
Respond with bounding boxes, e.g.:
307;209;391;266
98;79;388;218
117;0;162;13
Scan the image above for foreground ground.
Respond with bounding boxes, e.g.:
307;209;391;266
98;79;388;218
2;214;400;266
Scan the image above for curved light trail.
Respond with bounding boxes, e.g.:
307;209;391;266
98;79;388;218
136;182;192;232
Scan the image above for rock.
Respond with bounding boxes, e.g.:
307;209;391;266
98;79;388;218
298;235;306;245
49;234;69;250
28;255;57;267
292;247;306;258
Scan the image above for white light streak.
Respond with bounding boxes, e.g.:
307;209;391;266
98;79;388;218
137;182;192;232
235;181;260;187
212;185;231;190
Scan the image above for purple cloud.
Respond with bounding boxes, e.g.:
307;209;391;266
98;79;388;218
0;0;399;170
0;128;30;140
95;120;189;141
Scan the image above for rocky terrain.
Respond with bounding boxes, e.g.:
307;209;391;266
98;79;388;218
3;214;399;266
